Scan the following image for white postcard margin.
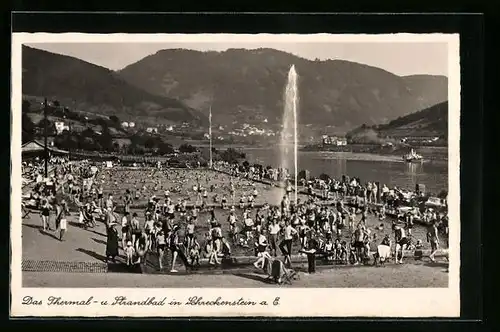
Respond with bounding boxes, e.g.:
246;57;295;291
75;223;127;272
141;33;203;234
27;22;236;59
10;33;461;317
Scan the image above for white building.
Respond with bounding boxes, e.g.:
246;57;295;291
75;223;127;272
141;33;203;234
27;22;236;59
335;138;347;146
146;127;158;134
121;122;129;128
128;122;135;128
323;136;347;146
54;121;69;135
166;125;174;131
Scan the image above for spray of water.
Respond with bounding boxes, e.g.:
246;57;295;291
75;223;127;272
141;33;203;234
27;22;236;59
279;65;299;204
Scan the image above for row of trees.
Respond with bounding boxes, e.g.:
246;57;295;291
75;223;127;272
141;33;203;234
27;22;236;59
52;123;205;157
53;129;177;155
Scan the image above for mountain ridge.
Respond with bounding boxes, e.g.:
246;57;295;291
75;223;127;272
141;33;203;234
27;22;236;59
118;48;448;130
22;45;207;126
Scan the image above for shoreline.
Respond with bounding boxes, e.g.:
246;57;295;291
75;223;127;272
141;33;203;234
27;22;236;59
300;144;448;162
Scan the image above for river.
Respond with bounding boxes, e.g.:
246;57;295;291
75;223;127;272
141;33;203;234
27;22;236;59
241;148;448;195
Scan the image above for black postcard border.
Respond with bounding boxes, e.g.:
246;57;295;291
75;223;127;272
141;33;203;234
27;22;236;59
6;11;486;330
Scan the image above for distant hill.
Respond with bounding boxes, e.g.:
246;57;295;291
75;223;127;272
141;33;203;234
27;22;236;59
347;101;448;140
403;75;448;107
22;46;207;126
118;48;448;130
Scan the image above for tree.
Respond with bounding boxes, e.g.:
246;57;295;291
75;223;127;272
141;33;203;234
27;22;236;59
22;100;31;113
37;118;56;135
80;136;96;150
81;127;95;138
437;190;448;199
144;136;157;150
54;132;78;151
179;144;197;153
319;173;331;181
158;142;174;155
97;121;113;151
109;115;120;124
22;113;35;134
218;148;245;164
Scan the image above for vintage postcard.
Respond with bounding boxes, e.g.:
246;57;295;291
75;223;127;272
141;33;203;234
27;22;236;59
11;33;460;317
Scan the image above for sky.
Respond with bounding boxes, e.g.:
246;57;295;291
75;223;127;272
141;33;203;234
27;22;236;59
26;42;448;77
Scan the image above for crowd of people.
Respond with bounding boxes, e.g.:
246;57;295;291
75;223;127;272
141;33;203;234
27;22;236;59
22;155;449;275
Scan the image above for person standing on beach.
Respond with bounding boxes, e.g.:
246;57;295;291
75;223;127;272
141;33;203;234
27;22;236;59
106;194;115;213
58;199;69;241
372;182;378;204
130;212;141;246
382;184;389;203
279;219;298;268
427;221;440;262
40;199;52;231
228;211;238;242
156;230;167;270
394;223;409;264
366;182;372;204
123;189;132;215
230;181;235;204
97;185;104;209
185;217;196;251
53;199;62;235
121;212;130;250
268;219;280;257
106;222;119;263
169;225;185;273
301;230;319;274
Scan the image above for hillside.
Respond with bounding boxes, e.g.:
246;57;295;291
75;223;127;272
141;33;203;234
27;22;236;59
22;46;207;126
118;48;448;130
403;75;448;107
347;101;448;140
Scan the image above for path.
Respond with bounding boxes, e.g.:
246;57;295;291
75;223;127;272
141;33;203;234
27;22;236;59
23;262;448;288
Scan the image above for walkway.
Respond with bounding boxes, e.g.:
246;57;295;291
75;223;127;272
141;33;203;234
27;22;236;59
23;262;449;288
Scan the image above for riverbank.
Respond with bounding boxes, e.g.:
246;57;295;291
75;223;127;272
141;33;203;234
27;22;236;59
301;144;448;162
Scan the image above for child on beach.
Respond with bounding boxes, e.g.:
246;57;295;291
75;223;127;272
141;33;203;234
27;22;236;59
221;194;228;209
340;241;349;264
189;237;201;267
124;241;135;266
228;211;238;242
185;217;196;250
130;213;140;246
144;213;155;251
156;230;166;270
60;200;69;240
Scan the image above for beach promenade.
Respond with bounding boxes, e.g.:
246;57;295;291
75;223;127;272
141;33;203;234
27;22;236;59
21;211;449;288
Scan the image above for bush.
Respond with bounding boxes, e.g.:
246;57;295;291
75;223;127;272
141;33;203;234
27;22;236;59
216;148;246;164
319;173;331;181
437;190;448;199
179;143;198;153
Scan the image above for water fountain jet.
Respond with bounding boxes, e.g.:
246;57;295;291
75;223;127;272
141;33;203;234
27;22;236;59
279;65;299;205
